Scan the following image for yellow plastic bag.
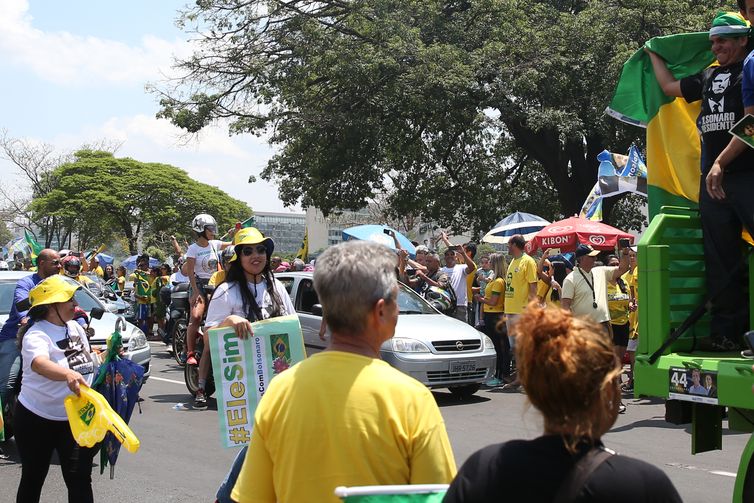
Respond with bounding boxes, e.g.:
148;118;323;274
64;386;140;453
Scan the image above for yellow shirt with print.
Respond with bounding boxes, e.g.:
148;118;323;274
607;279;630;326
627;266;639;339
505;254;538;314
233;351;457;503
482;277;505;313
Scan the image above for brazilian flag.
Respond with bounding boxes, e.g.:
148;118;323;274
335;485;447;502
606;31;716;218
24;229;43;266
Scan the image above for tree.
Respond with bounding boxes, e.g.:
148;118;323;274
31;151;252;255
155;0;716;234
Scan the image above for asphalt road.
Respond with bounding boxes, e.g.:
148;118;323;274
0;341;750;502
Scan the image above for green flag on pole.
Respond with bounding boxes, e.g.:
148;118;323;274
335;485;448;502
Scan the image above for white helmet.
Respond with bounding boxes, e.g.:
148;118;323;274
191;214;217;234
0;260;8;271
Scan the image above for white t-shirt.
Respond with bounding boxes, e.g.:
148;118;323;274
205;278;296;328
561;266;617;324
170;270;189;286
19;320;96;421
441;264;470;306
186;239;223;279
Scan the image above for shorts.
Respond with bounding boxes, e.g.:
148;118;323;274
154;301;167;319
136;303;151;320
627;338;639;352
189;277;211;299
611;322;630;347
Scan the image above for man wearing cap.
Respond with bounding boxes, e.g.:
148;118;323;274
647;11;754;350
561;244;630;330
0;249;61;405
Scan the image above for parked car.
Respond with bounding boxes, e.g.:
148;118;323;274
277;272;496;398
0;271;151;380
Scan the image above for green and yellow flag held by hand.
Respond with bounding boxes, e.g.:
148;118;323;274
24;230;43;266
296;227;309;263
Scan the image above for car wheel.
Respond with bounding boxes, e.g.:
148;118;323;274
448;383;481;399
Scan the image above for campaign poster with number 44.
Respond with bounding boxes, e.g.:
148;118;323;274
208;314;306;448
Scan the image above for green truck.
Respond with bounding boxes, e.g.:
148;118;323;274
635;206;754;501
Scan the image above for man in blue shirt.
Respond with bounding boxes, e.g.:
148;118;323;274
0;249;61;403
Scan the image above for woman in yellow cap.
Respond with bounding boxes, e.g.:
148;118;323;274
14;275;99;503
194;227;295;408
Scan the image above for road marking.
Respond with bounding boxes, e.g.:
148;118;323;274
149;376;185;385
710;471;737;478
667;462;737;478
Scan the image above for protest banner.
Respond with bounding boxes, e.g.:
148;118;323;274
208;314;305;448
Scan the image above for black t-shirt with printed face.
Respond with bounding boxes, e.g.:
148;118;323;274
443;435;682;503
681;62;754;175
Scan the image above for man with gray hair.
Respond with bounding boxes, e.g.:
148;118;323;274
231;241;456;503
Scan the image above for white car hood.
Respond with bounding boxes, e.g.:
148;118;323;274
393;313;483;343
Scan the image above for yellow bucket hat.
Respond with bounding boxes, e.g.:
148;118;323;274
231;227;275;261
29;275;81;308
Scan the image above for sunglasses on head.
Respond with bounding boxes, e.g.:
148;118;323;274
240;245;267;256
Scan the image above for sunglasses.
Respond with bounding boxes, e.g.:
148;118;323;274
240;245;267;257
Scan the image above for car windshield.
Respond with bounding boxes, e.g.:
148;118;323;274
0;277;104;315
397;282;437;315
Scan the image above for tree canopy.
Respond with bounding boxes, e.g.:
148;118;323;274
156;0;719;235
31;150;251;254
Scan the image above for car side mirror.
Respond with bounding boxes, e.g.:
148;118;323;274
90;307;106;320
311;304;323;316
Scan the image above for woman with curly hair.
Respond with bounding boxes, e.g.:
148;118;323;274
444;303;681;502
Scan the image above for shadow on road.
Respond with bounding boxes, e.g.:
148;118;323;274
148;392;218;411
432;391;490;407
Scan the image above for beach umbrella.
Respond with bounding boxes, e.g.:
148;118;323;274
341;225;416;255
120;255;161;271
96;253;114;267
527;216;634;253
93;328;145;478
482;212;550;244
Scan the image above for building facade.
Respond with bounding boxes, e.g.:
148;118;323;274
252;211;307;255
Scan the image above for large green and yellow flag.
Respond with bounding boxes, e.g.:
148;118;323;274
296;227;309;263
24;229;43;266
606;32;715;218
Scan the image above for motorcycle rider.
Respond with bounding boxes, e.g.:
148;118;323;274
196;227;294;408
184;214;232;366
60;255;93;286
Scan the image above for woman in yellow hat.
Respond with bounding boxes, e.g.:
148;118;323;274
14;275;99;503
194;227;295;408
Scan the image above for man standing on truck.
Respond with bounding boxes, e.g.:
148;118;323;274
647;12;754;351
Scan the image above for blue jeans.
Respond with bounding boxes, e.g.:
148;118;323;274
0;337;21;404
216;446;248;503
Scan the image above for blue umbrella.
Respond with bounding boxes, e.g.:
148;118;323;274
342;225;416;256
96;253;114;267
482;211;550;244
120;254;161;271
93;328;145;479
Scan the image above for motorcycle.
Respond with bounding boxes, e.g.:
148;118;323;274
183;285;216;399
168;283;190;366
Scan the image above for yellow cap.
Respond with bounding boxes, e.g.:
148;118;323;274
231;227;274;261
29;275;80;308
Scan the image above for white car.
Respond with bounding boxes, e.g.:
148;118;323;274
0;271;151;379
277;272;497;398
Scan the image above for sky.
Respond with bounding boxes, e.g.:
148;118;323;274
0;0;299;214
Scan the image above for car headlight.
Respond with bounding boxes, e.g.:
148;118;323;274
128;329;148;351
483;335;495;349
391;337;430;353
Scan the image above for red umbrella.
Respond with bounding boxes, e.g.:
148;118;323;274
527;217;634;253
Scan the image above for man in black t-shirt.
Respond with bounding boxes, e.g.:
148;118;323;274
647;12;753;350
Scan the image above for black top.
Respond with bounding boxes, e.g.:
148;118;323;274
443;435;682;503
680;61;754;175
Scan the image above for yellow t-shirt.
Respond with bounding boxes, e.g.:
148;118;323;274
504;254;538;314
465;261;477;305
482;277;505;313
536;279;560;309
93;265;104;278
116;276;125;293
232;351;457;503
627;266;639;339
208;270;226;287
607;280;630;326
